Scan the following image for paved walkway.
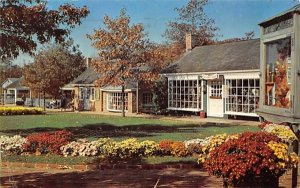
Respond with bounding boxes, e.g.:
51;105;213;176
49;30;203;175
1;167;299;188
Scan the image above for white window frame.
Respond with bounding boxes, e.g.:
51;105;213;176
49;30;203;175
107;92;128;112
210;80;222;98
167;78;202;111
90;88;95;101
224;78;260;117
79;87;84;100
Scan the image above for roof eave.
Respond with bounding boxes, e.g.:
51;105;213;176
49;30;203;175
259;4;300;27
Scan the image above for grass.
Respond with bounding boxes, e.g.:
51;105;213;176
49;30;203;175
1;154;197;166
1;154;96;165
0;112;259;141
0;112;259;165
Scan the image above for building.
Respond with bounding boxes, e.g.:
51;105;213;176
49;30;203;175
163;35;260;118
62;59;156;113
1;77;31;104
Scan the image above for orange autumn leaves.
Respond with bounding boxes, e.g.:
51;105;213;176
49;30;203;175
1;0;89;60
87;9;173;87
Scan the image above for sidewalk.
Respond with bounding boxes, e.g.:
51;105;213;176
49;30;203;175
0;166;298;188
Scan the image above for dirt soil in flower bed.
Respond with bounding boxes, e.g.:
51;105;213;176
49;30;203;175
0;166;299;188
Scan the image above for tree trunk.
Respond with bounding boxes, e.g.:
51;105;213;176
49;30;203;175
121;85;125;117
38;92;40;107
43;90;46;111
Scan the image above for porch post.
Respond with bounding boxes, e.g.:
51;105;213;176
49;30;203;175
4;90;7;104
14;89;17;103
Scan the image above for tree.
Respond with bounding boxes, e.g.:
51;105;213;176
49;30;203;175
88;9;165;117
164;0;218;49
0;0;89;60
0;63;23;84
23;42;86;100
216;31;255;44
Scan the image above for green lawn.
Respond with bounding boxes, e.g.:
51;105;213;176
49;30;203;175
1;112;259;165
0;112;259;141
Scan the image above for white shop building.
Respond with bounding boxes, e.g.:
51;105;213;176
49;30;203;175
163;36;260;118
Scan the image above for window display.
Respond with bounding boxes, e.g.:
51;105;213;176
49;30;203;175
107;92;128;111
225;79;259;114
168;79;201;110
265;37;291;108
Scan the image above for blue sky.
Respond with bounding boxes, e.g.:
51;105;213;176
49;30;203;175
15;0;299;65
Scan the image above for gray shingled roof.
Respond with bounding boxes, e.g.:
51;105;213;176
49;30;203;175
65;67;136;90
2;77;29;89
165;39;260;74
69;67;100;85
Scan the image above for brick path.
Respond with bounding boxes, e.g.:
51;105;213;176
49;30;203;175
1;167;299;188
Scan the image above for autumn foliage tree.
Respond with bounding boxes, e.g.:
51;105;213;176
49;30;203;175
0;59;23;84
23;42;86;99
0;0;89;60
164;0;218;50
88;9;166;117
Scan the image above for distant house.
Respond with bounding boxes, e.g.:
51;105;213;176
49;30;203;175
1;77;31;104
62;59;156;113
163;35;260;118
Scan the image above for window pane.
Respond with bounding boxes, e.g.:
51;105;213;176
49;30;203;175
265;37;291;108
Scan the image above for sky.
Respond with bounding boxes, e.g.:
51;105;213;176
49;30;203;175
14;0;299;65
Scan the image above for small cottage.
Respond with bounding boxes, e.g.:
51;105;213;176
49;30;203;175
1;77;31;104
62;59;156;113
163;35;260;118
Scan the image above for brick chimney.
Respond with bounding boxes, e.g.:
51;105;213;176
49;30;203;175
186;33;197;51
86;57;92;68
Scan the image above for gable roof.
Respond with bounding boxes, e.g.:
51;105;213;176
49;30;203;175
69;67;100;85
64;67;136;90
165;39;260;74
259;4;300;27
1;77;29;90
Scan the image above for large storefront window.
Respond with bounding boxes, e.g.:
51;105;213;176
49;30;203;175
225;79;259;114
168;79;202;110
107;92;128;111
265;37;291;108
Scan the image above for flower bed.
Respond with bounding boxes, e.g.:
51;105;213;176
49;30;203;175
0;135;26;155
203;132;298;186
1;126;298;187
23;130;73;154
0;106;44;115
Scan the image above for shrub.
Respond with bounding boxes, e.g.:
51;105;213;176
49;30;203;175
0;107;43;115
60;139;99;157
204;132;296;186
0;135;26;155
23;130;73;154
139;140;160;157
170;141;188;157
159;140;174;155
184;138;204;148
96;138;161;160
97;138;140;159
262;124;297;143
186;143;202;155
197;134;236;164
